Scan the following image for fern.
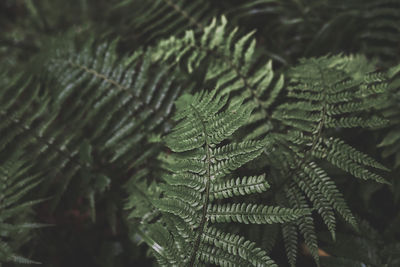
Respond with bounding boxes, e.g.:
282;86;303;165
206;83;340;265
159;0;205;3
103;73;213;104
30;37;183;219
0;153;44;265
1;36;182;243
1;2;400;266
153;16;284;142
133;17;391;267
137;89;309;266
263;54;390;265
379;63;400;168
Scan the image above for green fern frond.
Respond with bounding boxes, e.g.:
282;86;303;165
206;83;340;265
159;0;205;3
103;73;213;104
201;226;278;267
13;37;183;218
300;162;357;229
282;222;298;267
262;54;391;266
0;155;44;265
154;16;284;140
142;88;307;266
209;175;270;200
207;203;308;224
379;63;400;168
316;137;389;183
285;183;320;266
198;244;249;267
274;55;388;131
294;169;337;239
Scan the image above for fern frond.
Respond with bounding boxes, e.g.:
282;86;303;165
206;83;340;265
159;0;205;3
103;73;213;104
142;89;306;266
2;1;399;267
207;203;308;224
274;55;388;132
316;138;389;183
301;162;357;229
154;16;284;140
202;226;278;267
294;170;337;239
209;175;270;200
1;37;183;219
263;54;391;266
379;63;400;168
0;155;43;264
285;183;320;266
282;222;298;267
198;244;249;267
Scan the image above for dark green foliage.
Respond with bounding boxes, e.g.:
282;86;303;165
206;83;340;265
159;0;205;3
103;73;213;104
319;219;400;267
141;89;308;266
0;154;43;264
380;64;400;168
110;0;216;45
1;1;400;266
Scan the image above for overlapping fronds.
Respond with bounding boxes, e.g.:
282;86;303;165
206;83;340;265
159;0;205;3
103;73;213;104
261;54;390;266
1;1;399;266
44;39;182;171
153;16;284;140
139;89;309;266
1;38;183;222
144;18;392;267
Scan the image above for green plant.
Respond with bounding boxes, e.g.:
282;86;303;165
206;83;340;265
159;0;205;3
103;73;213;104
135;89;309;266
1;1;399;266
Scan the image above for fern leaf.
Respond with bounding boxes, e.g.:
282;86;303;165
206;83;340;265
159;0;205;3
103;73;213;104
155;16;284;140
294;170;337;240
207;203;309;224
282;223;298;267
0;155;43;264
210;175;270;200
1;37;183;216
202;226;278;267
286;184;320;267
198;245;250;267
142;88;306;266
265;54;390;265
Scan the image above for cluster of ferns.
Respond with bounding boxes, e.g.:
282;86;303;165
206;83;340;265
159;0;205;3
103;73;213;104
1;0;400;266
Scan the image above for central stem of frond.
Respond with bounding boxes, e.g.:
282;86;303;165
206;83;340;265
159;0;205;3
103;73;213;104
188;104;212;266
